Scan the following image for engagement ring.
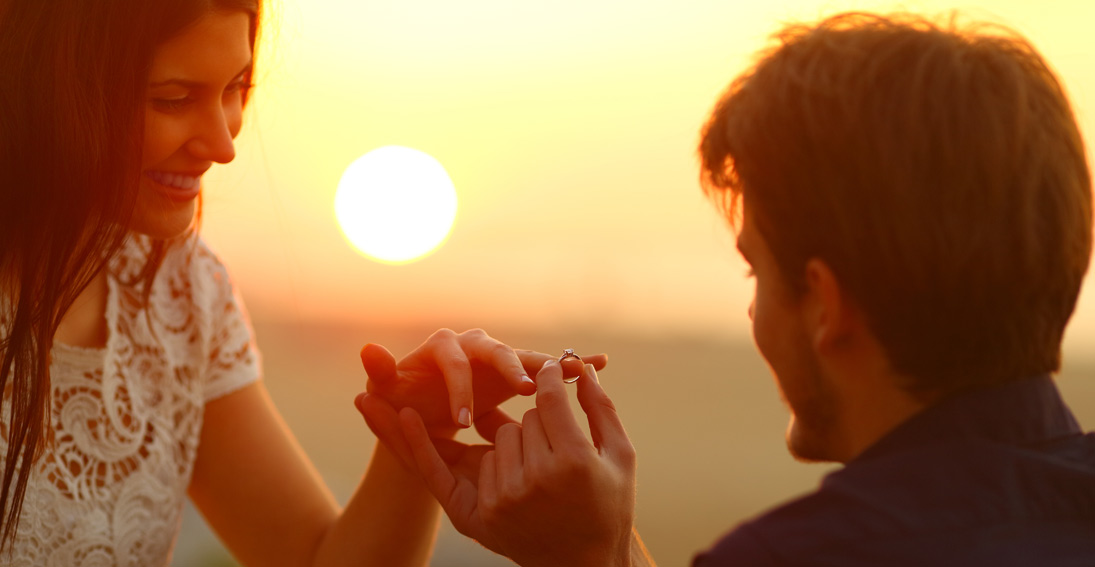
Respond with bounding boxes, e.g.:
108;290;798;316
558;348;583;383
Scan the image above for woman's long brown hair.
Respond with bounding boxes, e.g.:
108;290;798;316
0;0;259;551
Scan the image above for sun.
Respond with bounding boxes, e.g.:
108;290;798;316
334;146;458;265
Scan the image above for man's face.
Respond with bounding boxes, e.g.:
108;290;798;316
738;207;840;462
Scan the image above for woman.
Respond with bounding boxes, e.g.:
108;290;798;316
0;1;599;564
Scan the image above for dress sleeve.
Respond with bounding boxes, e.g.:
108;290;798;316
194;240;263;403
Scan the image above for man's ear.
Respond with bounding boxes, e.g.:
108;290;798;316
802;258;856;354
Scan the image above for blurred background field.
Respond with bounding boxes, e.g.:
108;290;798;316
172;322;1095;566
173;0;1095;564
200;0;1095;353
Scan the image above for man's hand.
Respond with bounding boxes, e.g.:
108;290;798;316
367;358;638;567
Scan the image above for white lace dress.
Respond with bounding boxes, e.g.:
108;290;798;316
0;234;261;566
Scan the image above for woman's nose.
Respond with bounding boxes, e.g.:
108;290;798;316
188;101;241;164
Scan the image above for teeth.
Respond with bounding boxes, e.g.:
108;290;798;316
148;171;200;190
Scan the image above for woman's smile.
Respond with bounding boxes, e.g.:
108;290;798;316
145;170;203;201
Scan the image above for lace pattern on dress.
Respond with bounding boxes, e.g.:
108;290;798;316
1;233;261;566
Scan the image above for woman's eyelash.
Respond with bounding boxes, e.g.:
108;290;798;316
744;268;755;278
152;97;193;111
151;82;253;111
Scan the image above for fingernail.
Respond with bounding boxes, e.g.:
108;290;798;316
541;359;557;370
521;374;534;385
587;364;599;383
354;392;367;410
458;407;472;427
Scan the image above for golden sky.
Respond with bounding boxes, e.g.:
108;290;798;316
200;0;1095;364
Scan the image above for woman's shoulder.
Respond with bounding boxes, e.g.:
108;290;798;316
180;234;233;286
109;231;240;315
123;231;233;282
173;235;241;314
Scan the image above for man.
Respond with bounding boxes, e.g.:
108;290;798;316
358;11;1095;566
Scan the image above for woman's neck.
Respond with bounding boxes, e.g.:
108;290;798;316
54;269;109;349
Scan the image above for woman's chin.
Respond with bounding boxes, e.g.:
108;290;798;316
128;198;198;239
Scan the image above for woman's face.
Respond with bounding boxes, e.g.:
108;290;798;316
133;10;252;238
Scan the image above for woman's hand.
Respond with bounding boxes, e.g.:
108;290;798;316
366;359;638;567
358;328;606;435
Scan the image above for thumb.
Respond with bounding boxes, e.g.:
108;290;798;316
360;343;398;388
575;364;633;458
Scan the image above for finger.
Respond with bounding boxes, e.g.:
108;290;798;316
474;407;519;444
399;407;460;504
521;408;551;471
442;442;493;484
462;331;536;396
356;392;414;468
534;359;588;450
576;364;633;457
422;331;475;428
479;449;499;514
517;350;609;383
494;422;525;496
584;353;609;372
360;343;399;390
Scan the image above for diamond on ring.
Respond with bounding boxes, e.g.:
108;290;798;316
558;348;583;383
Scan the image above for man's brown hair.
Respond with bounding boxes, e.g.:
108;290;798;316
700;12;1092;393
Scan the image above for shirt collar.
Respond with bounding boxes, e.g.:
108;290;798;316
854;374;1082;463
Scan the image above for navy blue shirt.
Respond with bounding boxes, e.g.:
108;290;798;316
693;375;1095;566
